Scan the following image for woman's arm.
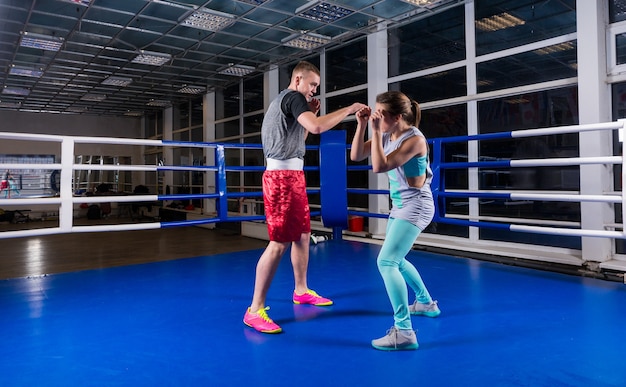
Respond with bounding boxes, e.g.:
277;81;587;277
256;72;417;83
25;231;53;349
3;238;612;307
371;134;427;173
369;109;428;173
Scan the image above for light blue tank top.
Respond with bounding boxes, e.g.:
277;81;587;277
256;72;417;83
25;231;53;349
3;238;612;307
382;127;435;230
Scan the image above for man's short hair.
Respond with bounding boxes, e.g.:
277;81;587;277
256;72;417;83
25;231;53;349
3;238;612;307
292;61;320;77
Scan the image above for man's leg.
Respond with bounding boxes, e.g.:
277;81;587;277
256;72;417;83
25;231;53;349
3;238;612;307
250;169;288;314
250;240;288;313
291;232;333;306
291;232;310;295
244;241;289;333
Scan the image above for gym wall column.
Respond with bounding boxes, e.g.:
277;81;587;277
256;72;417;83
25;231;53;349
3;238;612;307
204;91;216;217
576;0;613;264
367;27;390;237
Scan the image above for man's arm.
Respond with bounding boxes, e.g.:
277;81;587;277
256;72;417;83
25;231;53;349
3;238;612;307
297;103;368;135
350;106;372;162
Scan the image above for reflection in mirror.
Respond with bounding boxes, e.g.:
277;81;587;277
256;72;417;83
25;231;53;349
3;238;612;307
0;154;55;198
74;155;132;194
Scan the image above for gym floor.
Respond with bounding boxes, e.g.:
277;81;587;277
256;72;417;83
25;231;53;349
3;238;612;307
1;233;625;386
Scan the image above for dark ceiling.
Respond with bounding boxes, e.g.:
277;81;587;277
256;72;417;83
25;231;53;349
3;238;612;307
0;0;464;117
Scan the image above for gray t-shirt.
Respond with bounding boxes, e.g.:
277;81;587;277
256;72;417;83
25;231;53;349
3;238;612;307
261;89;310;160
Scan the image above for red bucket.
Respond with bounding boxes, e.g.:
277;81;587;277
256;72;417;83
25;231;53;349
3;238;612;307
348;216;364;232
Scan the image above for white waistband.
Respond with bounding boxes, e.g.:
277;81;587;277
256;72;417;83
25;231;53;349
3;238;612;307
266;158;303;171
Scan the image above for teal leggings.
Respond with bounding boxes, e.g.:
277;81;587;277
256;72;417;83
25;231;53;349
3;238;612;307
377;218;433;330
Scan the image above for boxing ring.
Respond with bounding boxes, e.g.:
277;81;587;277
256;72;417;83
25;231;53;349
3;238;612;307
1;120;625;245
2;123;626;386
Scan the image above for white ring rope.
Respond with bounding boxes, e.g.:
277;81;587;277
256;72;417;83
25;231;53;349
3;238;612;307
1;120;626;239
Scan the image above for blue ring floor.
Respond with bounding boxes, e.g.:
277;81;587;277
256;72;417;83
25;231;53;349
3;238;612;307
1;239;625;386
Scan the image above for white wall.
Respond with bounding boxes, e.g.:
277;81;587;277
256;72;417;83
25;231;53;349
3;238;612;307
0;110;144;218
0;110;142;157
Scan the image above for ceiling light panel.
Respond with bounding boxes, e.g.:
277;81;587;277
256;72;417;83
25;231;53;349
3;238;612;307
9;65;43;78
19;32;64;51
0;101;22;108
80;94;106;101
61;0;93;5
101;76;133;87
219;64;255;77
131;51;171;66
66;106;88;113
296;1;354;23
146;99;171;107
238;0;268;4
177;85;206;94
283;33;332;50
2;87;30;96
181;8;236;32
400;0;444;6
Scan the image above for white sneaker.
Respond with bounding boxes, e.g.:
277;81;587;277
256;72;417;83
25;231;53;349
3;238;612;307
409;300;441;317
371;327;418;351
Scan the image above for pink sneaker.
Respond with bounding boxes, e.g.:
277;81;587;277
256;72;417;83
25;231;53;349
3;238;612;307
243;307;282;333
292;289;333;306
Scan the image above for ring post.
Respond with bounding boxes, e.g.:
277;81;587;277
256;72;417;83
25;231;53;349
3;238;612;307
320;130;348;240
430;138;443;222
215;144;228;221
59;137;75;233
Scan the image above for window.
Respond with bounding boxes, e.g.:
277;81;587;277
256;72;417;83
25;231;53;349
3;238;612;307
217;83;240;120
243;113;263;136
243;134;263;213
244;74;264;113
170;97;205;209
144;111;164;193
479;88;579;133
609;0;626;23
145;111;163;139
326;38;367;92
611;81;626;254
326;89;367;112
616;33;626;65
477;41;577;93
191;98;203;127
388;6;465;76
475;0;576;56
214;69;265;215
422;104;470;238
143;152;163;195
174;100;190;130
477;87;580;248
216;119;240;140
224;139;241;213
389;67;467;103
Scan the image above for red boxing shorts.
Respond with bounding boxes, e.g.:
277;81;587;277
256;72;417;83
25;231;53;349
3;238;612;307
262;170;310;242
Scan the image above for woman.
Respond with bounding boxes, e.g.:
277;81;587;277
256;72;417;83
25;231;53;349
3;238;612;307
351;91;440;351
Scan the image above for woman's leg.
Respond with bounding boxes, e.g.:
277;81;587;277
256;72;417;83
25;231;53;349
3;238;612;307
399;248;433;304
376;218;421;329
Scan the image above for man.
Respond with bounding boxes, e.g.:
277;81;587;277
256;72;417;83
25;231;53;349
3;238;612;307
243;61;368;333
